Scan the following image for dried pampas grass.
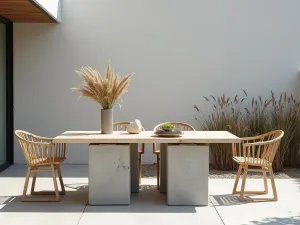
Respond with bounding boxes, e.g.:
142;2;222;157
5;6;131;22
72;60;133;109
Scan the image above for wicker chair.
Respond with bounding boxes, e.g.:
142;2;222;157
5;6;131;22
232;130;284;201
153;122;196;189
15;130;66;202
113;121;145;184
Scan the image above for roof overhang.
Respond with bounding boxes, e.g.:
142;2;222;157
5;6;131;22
0;0;61;23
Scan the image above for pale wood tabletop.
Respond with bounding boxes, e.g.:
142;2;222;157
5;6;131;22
53;131;241;144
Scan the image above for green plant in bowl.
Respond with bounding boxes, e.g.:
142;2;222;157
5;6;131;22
161;123;175;131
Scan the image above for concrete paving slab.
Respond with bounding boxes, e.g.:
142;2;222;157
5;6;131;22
0;165;299;225
0;165;88;225
79;184;223;225
209;179;300;225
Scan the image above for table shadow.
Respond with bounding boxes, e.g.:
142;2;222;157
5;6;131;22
0;184;198;213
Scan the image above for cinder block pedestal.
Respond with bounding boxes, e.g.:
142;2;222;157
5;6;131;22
88;144;130;205
160;143;168;193
167;144;209;206
130;143;139;193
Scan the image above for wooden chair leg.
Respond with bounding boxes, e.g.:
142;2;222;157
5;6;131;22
269;167;278;201
24;165;64;201
241;167;278;202
57;165;66;195
262;168;268;194
30;170;37;195
232;164;243;194
31;166;65;196
22;167;31;201
239;165;248;201
157;154;160;189
51;164;60;201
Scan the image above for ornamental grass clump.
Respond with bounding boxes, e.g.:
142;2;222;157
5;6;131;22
242;90;271;137
72;60;133;109
194;93;248;170
269;92;300;170
195;90;300;172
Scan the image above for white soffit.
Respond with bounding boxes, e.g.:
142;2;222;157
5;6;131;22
31;0;62;22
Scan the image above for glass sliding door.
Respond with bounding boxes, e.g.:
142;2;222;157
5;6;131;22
0;22;5;166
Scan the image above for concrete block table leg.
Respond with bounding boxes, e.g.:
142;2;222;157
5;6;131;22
130;143;139;193
160;143;167;193
88;144;130;205
167;144;209;206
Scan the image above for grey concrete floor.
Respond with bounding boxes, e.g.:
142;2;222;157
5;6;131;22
0;165;299;225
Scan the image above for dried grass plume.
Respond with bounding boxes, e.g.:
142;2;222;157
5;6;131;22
72;60;133;109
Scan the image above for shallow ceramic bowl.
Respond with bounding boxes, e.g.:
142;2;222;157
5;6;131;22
154;130;183;137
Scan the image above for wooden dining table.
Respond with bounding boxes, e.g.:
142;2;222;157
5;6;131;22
53;130;240;206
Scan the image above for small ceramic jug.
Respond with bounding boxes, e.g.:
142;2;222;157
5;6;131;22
126;119;143;134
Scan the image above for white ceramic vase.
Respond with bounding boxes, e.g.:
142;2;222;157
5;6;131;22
101;109;113;134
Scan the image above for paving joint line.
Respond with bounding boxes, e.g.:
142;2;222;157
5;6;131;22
76;200;88;225
209;196;226;225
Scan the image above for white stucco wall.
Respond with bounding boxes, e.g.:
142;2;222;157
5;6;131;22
14;0;300;164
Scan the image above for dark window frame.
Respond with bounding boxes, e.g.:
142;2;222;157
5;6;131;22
0;16;13;172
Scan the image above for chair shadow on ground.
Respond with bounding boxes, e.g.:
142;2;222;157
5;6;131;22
210;193;288;207
210;194;249;206
0;184;198;213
